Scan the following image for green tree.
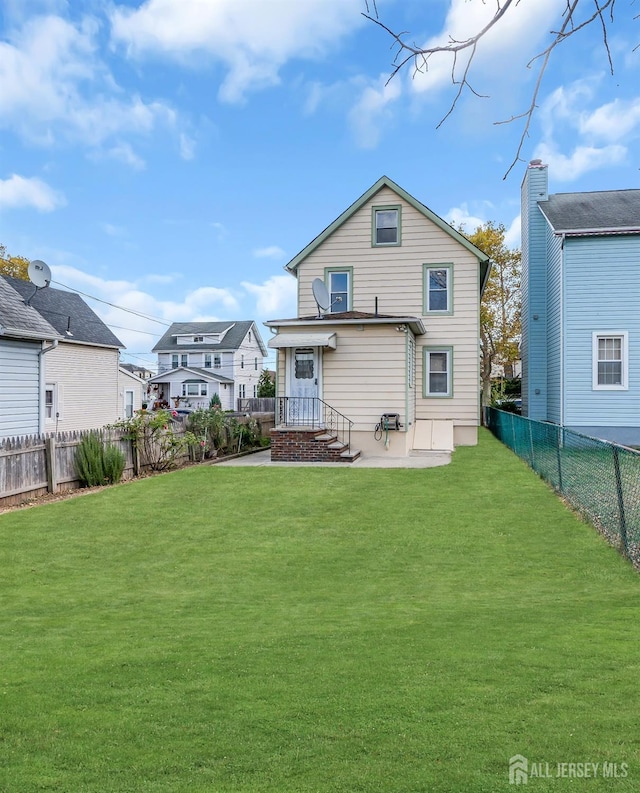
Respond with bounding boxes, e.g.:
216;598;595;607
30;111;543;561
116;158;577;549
461;222;521;407
0;244;30;280
256;369;275;398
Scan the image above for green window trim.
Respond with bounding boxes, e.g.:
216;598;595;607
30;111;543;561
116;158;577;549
324;266;353;313
423;346;454;398
423;263;454;315
372;204;402;247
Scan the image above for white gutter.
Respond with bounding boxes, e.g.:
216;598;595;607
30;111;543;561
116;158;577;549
38;339;59;433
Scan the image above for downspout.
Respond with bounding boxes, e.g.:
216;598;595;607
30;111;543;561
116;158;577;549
39;340;59;433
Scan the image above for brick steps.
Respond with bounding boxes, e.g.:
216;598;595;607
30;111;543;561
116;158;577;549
271;426;359;463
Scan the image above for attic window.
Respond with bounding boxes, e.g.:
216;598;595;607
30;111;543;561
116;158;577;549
373;206;401;246
193;336;204;343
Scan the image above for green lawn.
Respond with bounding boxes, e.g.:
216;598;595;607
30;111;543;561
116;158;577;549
1;429;639;792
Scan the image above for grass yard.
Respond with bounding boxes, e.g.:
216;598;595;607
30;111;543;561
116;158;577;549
1;429;639;792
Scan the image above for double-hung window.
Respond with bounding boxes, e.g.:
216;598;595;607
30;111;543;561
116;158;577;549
172;354;188;368
325;267;352;313
204;354;212;368
373;206;401;246
593;332;628;389
213;354;221;369
423;347;453;397
424;264;453;314
45;384;55;420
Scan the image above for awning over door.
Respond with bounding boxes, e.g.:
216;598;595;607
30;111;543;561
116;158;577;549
268;332;337;350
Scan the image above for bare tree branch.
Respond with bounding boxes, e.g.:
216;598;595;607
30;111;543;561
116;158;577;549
364;0;625;179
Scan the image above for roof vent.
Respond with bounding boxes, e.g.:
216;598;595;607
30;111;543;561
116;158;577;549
529;159;543;166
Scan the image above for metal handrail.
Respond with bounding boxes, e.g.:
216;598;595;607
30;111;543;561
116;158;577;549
276;397;353;452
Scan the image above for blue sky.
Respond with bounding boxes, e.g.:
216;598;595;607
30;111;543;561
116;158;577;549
1;0;638;369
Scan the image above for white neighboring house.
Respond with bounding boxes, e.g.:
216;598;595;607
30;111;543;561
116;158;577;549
118;366;146;419
4;275;125;434
148;321;267;411
0;276;62;439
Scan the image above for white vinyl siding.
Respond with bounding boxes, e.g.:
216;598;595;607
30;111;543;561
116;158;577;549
45;343;121;432
0;339;41;438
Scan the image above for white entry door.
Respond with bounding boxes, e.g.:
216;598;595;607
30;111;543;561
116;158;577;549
287;347;321;424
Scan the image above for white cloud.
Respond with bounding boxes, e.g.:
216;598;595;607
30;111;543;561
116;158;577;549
578;98;640;142
179;133;196;160
0;14;177;148
253;246;285;260
348;74;402;149
535;80;634;180
533;142;627;181
110;0;364;102
242;274;297;317
105;142;147;170
101;223;126;237
49;263;242;351
444;203;486;232
0;173;65;211
504;214;521;250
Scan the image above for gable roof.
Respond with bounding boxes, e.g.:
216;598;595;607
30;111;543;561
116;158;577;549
540;189;640;235
146;365;234;385
4;275;123;348
284;175;491;285
0;276;61;341
152;320;267;356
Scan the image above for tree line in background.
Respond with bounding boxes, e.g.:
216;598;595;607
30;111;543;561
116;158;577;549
0;244;29;280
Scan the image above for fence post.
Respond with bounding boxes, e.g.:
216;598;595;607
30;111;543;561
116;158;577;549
528;420;535;470
45;436;58;494
132;437;140;477
612;446;629;558
556;425;563;493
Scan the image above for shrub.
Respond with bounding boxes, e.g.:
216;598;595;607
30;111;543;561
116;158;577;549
75;432;125;487
103;443;126;484
116;410;195;472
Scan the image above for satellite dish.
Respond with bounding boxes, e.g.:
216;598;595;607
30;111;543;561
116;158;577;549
312;278;330;315
28;260;51;289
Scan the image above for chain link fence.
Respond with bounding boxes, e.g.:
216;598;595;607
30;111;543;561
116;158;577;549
485;407;640;569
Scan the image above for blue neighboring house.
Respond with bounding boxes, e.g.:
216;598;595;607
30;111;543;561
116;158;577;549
521;160;640;445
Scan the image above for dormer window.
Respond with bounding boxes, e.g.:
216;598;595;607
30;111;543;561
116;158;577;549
193;336;204;343
373;206;401;246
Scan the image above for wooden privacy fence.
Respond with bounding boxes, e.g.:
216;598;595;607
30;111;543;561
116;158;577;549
0;412;276;510
0;429;138;509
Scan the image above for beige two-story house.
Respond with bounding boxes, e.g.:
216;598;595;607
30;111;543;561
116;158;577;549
265;176;491;461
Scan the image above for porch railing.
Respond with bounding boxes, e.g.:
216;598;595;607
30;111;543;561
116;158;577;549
276;397;353;453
